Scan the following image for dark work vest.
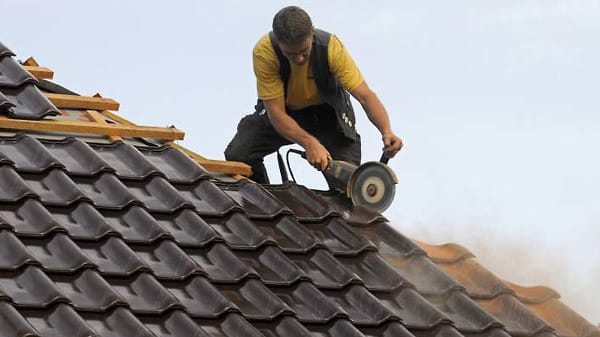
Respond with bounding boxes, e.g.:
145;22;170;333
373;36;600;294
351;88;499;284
255;29;358;142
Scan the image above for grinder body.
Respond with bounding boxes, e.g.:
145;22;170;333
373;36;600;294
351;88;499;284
284;149;398;212
324;159;397;213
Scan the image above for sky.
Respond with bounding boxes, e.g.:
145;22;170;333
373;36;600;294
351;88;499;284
3;0;599;325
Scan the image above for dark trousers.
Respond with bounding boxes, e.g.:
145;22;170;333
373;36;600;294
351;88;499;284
225;104;361;184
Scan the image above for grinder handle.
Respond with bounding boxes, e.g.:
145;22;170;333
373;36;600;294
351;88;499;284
289;148;334;171
379;153;390;165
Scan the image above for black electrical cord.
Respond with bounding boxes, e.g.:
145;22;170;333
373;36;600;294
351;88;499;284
285;148;306;184
286;149;298;184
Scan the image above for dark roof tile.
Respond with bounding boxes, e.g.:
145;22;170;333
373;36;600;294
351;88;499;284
195;313;266;337
374;287;452;329
108;272;182;314
316;191;387;225
0;166;37;203
436;257;513;299
51;269;125;311
205;213;272;249
139;146;209;184
75;173;140;210
124;176;191;213
21;233;95;273
162;276;237;318
411;325;468;337
321;285;395;326
84;307;157;337
142;310;213;337
0;85;59;119
77;237;149;277
0;56;37;88
21;169;89;206
22;303;98;337
255;316;315;337
220;181;293;219
177;179;241;216
351;222;425;257
235;246;306;286
0;301;39;337
0;135;63;173
424;291;502;332
0;230;38;270
131;239;201;280
302;217;375;256
51;202;117;240
360;321;416;337
102;206;171;243
0;199;64;237
306;319;368;337
0;43;14;57
286;249;360;289
90;142;162;180
269;281;348;323
0;266;68;308
337;251;406;291
41;138;114;176
460;327;515;337
0;91;15;113
382;254;464;296
474;294;553;336
253;216;321;253
187;242;257;283
215;279;293;320
264;183;339;221
154;209;221;247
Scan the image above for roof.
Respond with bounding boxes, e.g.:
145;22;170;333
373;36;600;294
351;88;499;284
0;40;598;337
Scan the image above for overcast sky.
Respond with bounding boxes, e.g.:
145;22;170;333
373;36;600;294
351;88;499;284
3;0;599;324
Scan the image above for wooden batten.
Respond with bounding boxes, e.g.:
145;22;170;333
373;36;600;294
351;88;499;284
23;66;54;79
86;110;122;142
45;93;120;111
0;116;184;140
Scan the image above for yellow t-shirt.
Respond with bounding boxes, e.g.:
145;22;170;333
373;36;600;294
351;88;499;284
253;32;364;110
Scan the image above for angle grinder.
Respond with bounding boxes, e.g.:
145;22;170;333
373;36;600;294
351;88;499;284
285;149;398;212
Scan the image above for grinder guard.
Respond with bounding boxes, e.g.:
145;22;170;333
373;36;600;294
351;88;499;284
347;161;397;213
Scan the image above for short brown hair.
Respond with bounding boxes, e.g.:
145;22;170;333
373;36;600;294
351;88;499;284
272;6;313;45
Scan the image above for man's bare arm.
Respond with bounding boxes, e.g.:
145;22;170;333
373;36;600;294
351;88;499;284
350;81;403;157
263;97;331;170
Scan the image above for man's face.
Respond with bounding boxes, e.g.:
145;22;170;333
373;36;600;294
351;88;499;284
279;36;312;66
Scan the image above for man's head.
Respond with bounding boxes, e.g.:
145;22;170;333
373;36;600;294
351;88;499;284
272;6;314;65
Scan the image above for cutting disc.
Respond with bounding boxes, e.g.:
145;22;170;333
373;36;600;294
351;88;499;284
348;162;397;212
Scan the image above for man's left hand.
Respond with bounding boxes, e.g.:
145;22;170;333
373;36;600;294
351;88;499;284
382;132;403;158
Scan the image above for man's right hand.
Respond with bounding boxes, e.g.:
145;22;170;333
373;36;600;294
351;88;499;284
304;139;331;171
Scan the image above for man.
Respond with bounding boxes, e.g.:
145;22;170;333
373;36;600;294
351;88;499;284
225;6;402;184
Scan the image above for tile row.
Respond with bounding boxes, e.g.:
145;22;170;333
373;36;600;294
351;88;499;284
0;198;373;255
0;261;563;336
0;229;399;290
6;301;527;337
0;135;209;183
0;264;506;331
